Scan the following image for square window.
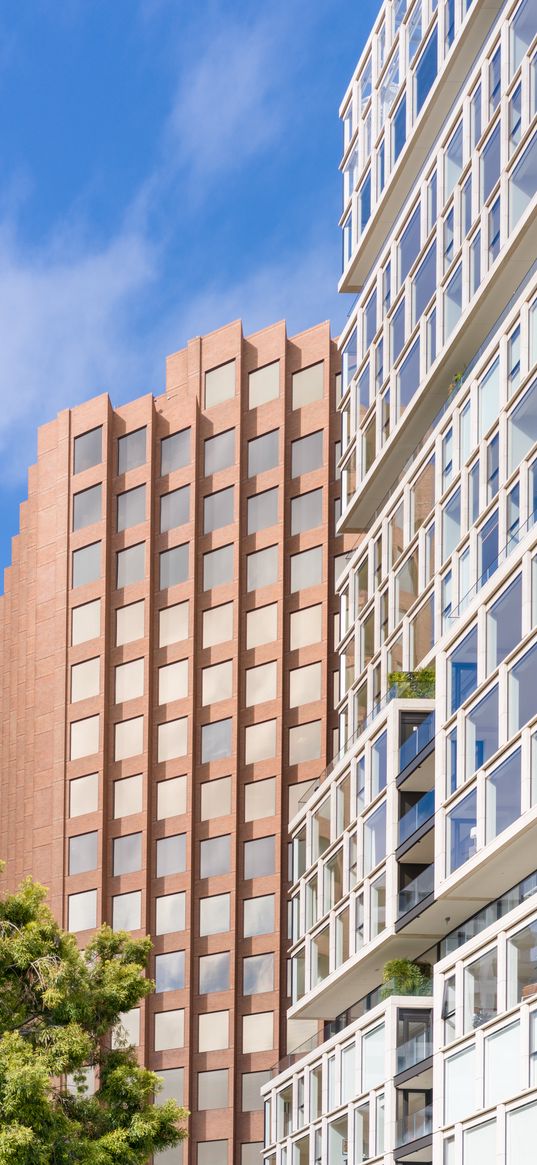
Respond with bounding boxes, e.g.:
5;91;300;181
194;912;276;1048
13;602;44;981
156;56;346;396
71;658;100;703
155;1067;184;1107
155;950;185;993
117;543;145;588
204;544;234;590
242;1012;273;1053
198;1069;228;1111
244;777;276;822
115;659;144;703
244;719;276;764
247;487;278;534
198;1144;227;1165
154;1009;184;1051
72;599;101;645
158;661;188;705
199;951;230;993
289;662;322;708
202;660;233;706
247;545;278;591
112;890;141;931
72;542;101;588
70;714;100;761
204;486;234;533
117;485;145;532
112;1008;140;1048
157;775;187;819
244;836;275;879
158;718;188;763
292;363;324;409
68;889;97;932
201;718;232;763
203;602;233;647
198;1011;229;1052
242;1071;271;1112
200;776;232;820
69;772;98;818
243;953;274;995
74;427;102;474
290;605;322;649
205;429;235;475
291;488;322;534
290;546;322;592
116;600;144;646
156;834;186;877
200;893;231;936
246;603;277;648
73;484;102;532
114;773;143;818
241;1145;263;1165
248;430;279;476
159;601;189;646
205;361;236;409
115;716;143;761
160;545;188;589
160;486;190;533
200;835;231;878
245;661;277;707
292;431;323;476
156;891;186;935
243;894;274;937
113;832;142;876
161;429;190;475
289;720;321;765
69;831;98;875
249;362;279;408
118;428;146;474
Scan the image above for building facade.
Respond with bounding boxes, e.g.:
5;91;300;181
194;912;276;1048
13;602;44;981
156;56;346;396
0;318;349;1165
263;1;537;1163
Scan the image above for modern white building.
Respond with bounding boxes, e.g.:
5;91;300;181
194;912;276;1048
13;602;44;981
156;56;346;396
263;0;537;1161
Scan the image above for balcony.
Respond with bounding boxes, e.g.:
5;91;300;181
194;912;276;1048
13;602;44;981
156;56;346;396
396;1103;433;1147
396;1026;433;1074
398;865;434;918
398;790;435;846
399;712;435;774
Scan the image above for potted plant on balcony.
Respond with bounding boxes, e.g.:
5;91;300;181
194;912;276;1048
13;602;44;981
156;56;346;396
388;667;436;698
381;958;432;999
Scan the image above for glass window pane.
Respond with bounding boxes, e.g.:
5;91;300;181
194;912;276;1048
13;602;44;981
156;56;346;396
68;889;97;932
113;832;142;875
509;642;537;733
73;542;101;588
290;546;322;592
244;836;275;879
200;776;232;820
69;831;98;875
117;485;145;532
362;1025;385;1089
156;892;186;936
205;361;235;408
398;204;421;285
243;953;274;995
509;133;537;232
115;716;144;761
73;484;102;531
444;1045;475;1123
115;658;144;703
415;26;438;114
161;429;190;475
117;543;145;588
248;430;279;476
244;894;274;937
200;893;230;936
160;545;188;589
74;427;102;474
508;380;537;473
157;775;187;819
69;772;98;817
448;789;477;872
113;773;143;818
118;428;146;474
71;657;100;703
201;718;232;763
199;951;230;993
288;720;321;764
247;545;278;590
244;777;276;822
204;544;233;590
200;835;230;878
290;604;322;649
245;719;276;764
487;577;522;670
205;429;235;475
486;748;521;840
291;489;322;534
203;602;233;647
485;1022;520;1104
204;487;234;533
117;600;144;646
464;948;497;1029
70;714;100;760
292;363;324;408
202;660;233;706
466;686;498;777
198;1069;228;1111
156;834;186;877
449;626;478;713
289;662;321;708
248;488;278;534
292;431;323;477
112;890;141;931
160;487;190;533
246;603;277;648
249;362;279;408
507;1099;537;1162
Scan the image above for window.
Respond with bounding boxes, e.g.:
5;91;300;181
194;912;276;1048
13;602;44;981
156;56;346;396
466;686;498;777
160;486;190;533
508;380;537;473
114;773;142;818
247;488;278;533
117;485;145;532
202;602;233;648
201;718;232;763
115;716;143;761
242;1012;273;1053
205;361;235;408
245;777;276;822
155;1067;184;1107
444;1045;476;1122
509;642;537;733
112;891;141;931
362;1024;385;1089
244;953;273;995
242;1071;271;1112
157;718;187;762
198;1070;228;1111
447;788;477;872
249;362;279;407
69;831;98;875
246;603;277;648
290;546;322;592
117;543;145;588
69;772;98;818
364;802;386;874
393;94;406;161
289;662;321;708
70;715;99;760
113;1009;140;1049
290;604;322;649
73;484;102;531
248;430;279;476
291;431;323;477
200;893;230;936
397;338;420;412
449;626;478;713
117;600;144;646
509;134;537;232
198;1143;227;1165
292;363;324;408
464;1120;496;1163
118;428;146;474
155;891;186;935
507;917;537;1005
291;488;322;534
412;243;436;325
398;204;421;286
247;544;277;590
200;835;230;878
444;122;463;197
372;731;387;795
73;542;101;588
204;544;233;590
200;776;232;820
112;833;142;876
245;662;276;708
201;660;232;707
154;1009;184;1051
160;545;188;590
415;26;438;114
158;661;188;706
199;951;230;994
244;894;274;937
245;719;276;764
156;834;186;877
157;776;187;819
68;889;97;932
198;1010;229;1051
487;749;521;839
72;599;101;646
444;264;462;338
481;123;501;204
115;659;144;703
204;486;234;533
485;1021;520;1104
289;720;321;764
205;429;235;475
161;428;190;475
464;948;497;1029
244;836;275;879
507;1099;537;1161
71;658;100;703
74;427;102;474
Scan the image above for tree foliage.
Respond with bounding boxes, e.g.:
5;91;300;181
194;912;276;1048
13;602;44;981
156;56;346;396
0;876;187;1164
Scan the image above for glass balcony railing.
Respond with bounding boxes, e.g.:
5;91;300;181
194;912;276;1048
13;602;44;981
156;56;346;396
396;1103;433;1146
398;865;434;917
396;1027;433;1073
398;789;435;845
399;712;435;772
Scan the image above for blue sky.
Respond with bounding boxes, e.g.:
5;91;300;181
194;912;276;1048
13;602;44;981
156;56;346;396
0;0;380;580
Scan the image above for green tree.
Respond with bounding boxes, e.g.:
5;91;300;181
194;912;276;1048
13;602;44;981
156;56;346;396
0;875;187;1164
